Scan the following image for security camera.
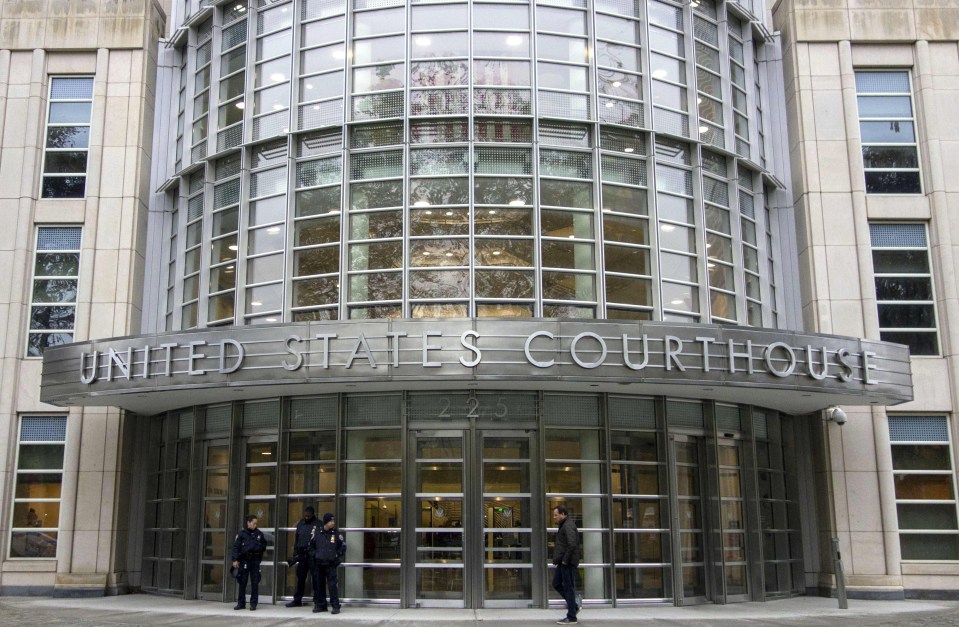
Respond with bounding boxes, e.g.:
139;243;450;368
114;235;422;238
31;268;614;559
824;406;847;426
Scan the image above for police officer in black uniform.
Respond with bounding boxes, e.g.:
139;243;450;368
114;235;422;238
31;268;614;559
231;514;268;611
285;506;319;607
312;512;346;614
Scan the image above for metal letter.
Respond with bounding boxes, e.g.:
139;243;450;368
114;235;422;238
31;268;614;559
524;331;555;368
422;331;442;368
805;345;829;381
386;331;407;367
664;336;686;372
460;330;482;368
763;342;797;378
219;339;245;374
570;332;607;369
862;351;877;385
282;335;304;371
727;339;754;374
347;334;377;369
107;347;132;381
315;333;337;369
80;351;99;384
622;334;649;370
836;348;854;382
159;343;178;376
696;337;716;372
141;346;151;379
187;341;207;375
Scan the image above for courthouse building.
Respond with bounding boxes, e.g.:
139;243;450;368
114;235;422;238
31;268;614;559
1;0;957;608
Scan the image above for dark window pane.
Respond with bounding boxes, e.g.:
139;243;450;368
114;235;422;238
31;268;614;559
43;151;88;174
9;531;58;558
897;503;958;530
41;176;86;198
32;279;78;303
900;533;959;560
892;445;951;471
872;250;929;274
34;253;80;276
605;244;650;275
878;303;935;328
894;474;954;500
875;277;933;301
15;473;63;499
17;445;65;470
865;171;921;194
46;126;90;149
880;330;938;355
859;120;914;143
27;332;74;356
30;305;76;330
862;146;918;169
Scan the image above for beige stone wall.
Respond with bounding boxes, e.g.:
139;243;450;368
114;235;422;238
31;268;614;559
775;0;959;596
0;0;163;596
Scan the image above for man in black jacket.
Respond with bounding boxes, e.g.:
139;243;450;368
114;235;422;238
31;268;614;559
286;506;319;608
551;505;579;625
313;512;346;614
231;515;268;611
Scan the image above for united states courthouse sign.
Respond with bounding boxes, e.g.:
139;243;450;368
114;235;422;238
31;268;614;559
40;319;912;415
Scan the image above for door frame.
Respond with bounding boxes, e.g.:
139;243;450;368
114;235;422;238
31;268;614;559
404;426;543;609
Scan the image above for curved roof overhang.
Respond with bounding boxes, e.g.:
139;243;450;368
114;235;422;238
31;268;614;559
40;319;912;416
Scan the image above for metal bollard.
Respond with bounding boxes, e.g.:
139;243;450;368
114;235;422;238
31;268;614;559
831;537;848;609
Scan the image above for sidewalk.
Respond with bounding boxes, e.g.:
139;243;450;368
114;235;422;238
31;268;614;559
2;594;959;626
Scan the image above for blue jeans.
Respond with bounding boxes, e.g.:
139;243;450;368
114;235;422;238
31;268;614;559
236;560;261;607
552;563;578;621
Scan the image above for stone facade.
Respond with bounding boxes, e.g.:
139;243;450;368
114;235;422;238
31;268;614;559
0;0;164;596
774;0;959;599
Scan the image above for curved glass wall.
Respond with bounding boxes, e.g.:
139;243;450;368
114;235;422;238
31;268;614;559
139;392;804;604
163;0;778;328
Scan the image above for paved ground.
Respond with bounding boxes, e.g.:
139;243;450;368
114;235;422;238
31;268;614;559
2;595;959;626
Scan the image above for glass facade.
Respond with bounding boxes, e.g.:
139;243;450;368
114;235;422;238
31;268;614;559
163;0;780;329
140;392;804;605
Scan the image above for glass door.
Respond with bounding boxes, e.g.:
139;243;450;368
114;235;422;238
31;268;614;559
669;435;708;605
717;439;748;602
408;428;538;609
199;441;230;600
476;431;536;608
412;430;468;608
242;438;277;604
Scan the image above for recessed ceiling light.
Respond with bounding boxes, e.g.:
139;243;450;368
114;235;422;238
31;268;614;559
612;81;621;87
445;252;453;257
605;101;615;107
266;226;281;234
306;84;314;90
266;317;277;322
492;251;501;255
236;102;245;109
414;200;430;207
445;211;453;216
251;301;263;306
671;299;684;305
652;69;669;80
660;224;675;232
423;251;431;256
228;244;238;251
699;125;709;134
624;147;634;153
272;103;284;111
489;210;496;214
270;73;285;82
509;199;525;206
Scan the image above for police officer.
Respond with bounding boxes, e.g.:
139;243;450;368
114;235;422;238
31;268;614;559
231;514;268;611
312;512;346;614
285;506;319;607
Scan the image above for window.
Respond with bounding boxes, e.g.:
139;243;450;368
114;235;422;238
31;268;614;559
27;227;82;357
41;77;94;198
9;416;66;558
889;416;959;560
855;71;921;194
869;223;938;356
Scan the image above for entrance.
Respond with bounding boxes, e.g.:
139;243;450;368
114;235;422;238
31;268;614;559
408;428;542;608
669;434;749;605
